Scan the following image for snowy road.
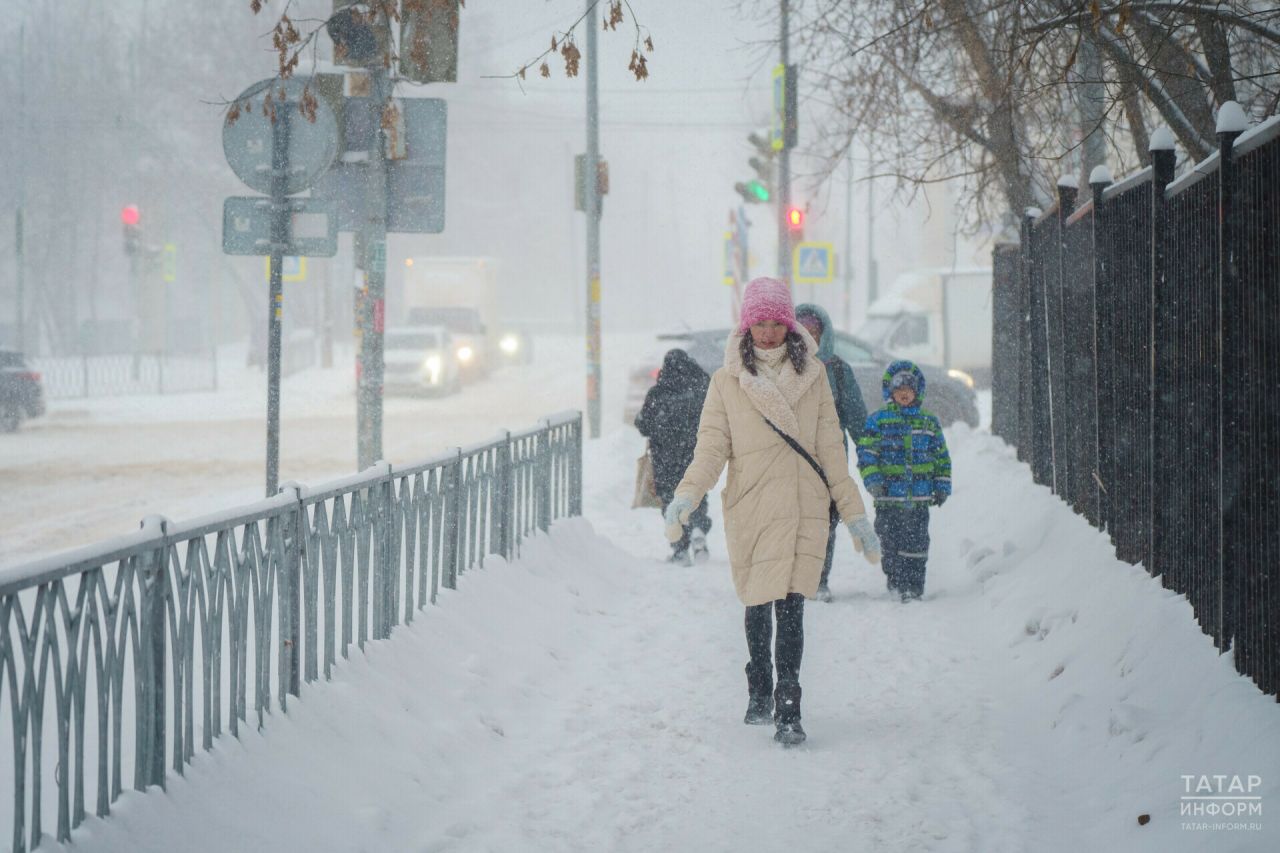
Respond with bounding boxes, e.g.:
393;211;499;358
0;337;648;565
47;424;1280;853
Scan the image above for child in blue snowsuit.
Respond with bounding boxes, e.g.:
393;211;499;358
856;360;951;600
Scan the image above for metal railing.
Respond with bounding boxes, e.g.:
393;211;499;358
990;113;1280;699
33;352;218;400
0;411;583;852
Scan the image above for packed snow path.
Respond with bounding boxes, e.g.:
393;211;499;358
52;427;1279;853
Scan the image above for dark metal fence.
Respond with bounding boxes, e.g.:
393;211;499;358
0;411;583;852
991;111;1280;700
32;353;218;400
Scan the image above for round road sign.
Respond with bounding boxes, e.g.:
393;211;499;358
222;77;339;196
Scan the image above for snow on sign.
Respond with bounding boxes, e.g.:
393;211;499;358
792;241;835;284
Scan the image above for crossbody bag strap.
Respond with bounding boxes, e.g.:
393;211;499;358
762;416;829;489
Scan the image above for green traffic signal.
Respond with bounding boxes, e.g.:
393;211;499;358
746;180;770;202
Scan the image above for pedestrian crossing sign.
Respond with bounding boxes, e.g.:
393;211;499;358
793;242;835;284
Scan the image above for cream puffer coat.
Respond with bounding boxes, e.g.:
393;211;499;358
674;329;869;606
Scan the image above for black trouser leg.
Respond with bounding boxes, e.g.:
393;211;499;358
744;602;774;698
688;496;711;535
773;593;804;682
875;506;931;598
745;594;805;720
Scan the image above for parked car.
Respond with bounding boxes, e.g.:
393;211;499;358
0;349;46;432
623;327;980;428
382;326;462;396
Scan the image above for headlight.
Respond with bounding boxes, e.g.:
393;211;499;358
456;345;474;363
946;368;976;390
499;334;520;355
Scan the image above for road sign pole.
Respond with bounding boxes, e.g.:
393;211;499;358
357;66;391;469
266;103;291;497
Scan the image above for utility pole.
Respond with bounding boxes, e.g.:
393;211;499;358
776;0;791;283
357;38;392;468
584;0;602;439
843;145;854;331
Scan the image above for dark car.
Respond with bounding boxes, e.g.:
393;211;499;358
0;349;46;432
624;328;980;428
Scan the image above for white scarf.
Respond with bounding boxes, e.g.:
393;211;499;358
723;329;822;440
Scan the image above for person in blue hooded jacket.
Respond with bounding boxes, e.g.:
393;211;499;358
856;360;952;601
795;303;868;602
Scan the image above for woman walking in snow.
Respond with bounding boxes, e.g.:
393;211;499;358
795;303;868;602
664;277;881;746
635;348;713;565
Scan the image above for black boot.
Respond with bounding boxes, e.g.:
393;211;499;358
773;681;806;746
744;661;773;725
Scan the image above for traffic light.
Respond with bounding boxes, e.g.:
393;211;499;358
121;205;141;255
786;205;804;242
735;131;775;205
328;1;391;68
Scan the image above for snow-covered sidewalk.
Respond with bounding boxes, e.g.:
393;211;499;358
54;427;1280;853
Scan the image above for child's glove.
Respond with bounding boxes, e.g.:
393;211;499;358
866;482;886;498
664;496;693;543
847;516;882;565
933;491;949;507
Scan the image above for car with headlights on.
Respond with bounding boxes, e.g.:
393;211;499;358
382;326;461;396
622;327;979;428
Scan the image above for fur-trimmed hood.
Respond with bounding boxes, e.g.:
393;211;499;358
722;327;823;440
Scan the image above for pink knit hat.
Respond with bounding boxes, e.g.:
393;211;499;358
737;276;795;334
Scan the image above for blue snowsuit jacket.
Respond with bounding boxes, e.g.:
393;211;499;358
856;360;952;507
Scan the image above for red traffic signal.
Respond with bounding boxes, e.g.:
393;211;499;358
786;206;804;230
121;205;140;226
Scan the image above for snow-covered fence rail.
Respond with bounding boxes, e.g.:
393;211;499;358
0;410;583;853
32;352;218;400
991;105;1280;700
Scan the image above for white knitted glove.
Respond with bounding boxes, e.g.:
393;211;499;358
847;516;882;565
663;497;693;543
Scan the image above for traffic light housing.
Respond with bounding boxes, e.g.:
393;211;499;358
736;132;776;205
786;205;804;242
328;1;391;68
121;205;141;255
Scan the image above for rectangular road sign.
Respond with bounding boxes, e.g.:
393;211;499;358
222;197;338;257
312;97;447;234
793;241;835;284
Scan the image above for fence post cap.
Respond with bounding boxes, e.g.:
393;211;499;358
1056;174;1079;189
138;514;169;535
277;481;304;499
1215;101;1249;135
1024;206;1042;220
1149;126;1176;152
1088;165;1113;186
